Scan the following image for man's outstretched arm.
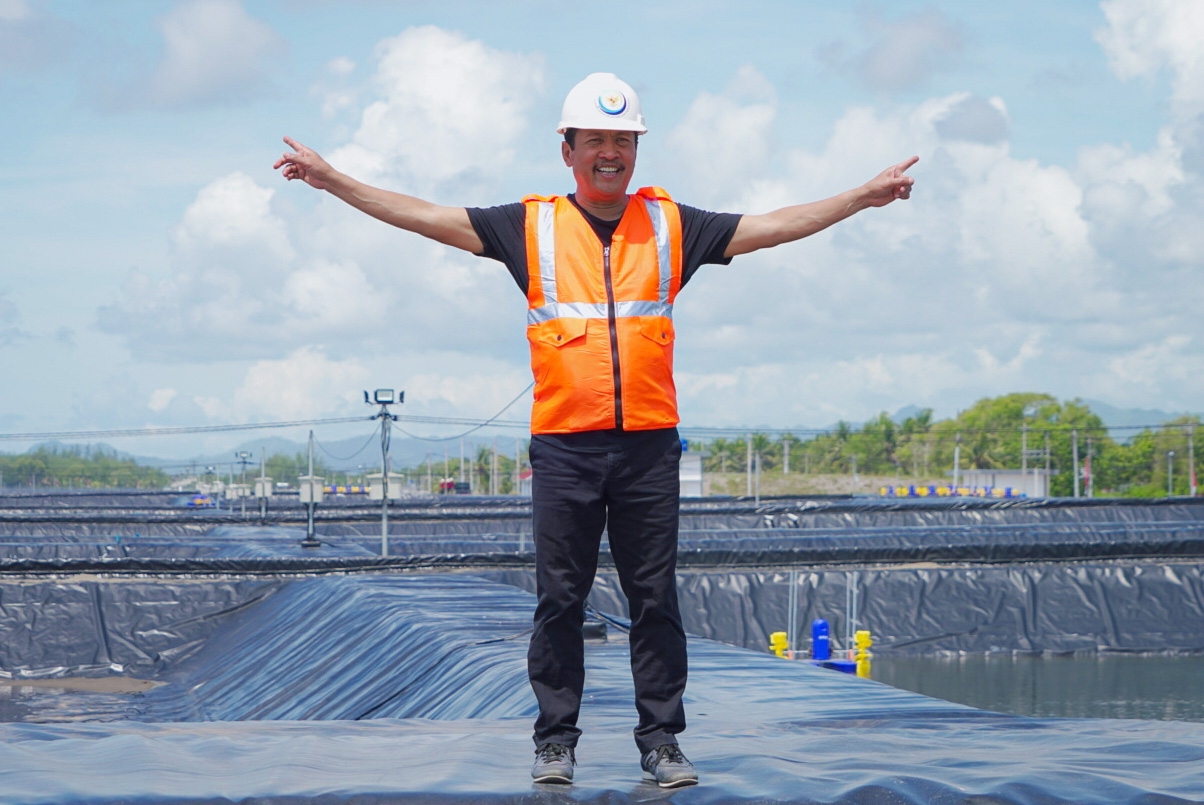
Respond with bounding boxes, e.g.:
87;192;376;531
724;156;918;258
273;137;484;254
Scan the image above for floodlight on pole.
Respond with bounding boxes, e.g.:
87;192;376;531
365;388;403;556
235;450;252;518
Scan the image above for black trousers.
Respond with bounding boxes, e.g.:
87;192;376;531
527;429;687;754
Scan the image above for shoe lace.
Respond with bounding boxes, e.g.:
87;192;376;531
655;744;686;765
537;743;574;763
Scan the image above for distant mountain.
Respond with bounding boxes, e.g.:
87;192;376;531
1080;399;1194;431
178;432;526;476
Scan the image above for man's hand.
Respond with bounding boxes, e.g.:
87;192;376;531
273;136;336;190
725;155;920;257
271;134;483;253
861;156;918;207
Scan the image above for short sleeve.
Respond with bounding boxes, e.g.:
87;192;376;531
466;203;528;294
677;205;742;289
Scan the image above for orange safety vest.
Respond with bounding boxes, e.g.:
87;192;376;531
523;187;684;434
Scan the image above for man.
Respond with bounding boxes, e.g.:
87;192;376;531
274;72;916;789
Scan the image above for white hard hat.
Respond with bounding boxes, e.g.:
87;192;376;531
557;72;647;135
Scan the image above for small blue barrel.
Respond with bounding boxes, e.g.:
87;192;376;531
811;618;831;661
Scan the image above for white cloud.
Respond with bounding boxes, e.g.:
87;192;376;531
660;65;1204;426
99;26;538;388
197;347;370;421
1096;0;1204;117
0;0;30;21
1102;335;1200;409
820;9;964;93
0;1;74;70
144;0;285;108
281;258;387;331
329;25;545;196
933;94;1009;145
327;56;355;76
313;56;358;120
148;388;179;412
0;293;25;345
665;66;777;206
173;172;294;260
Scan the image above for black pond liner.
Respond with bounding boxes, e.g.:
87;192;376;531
1;574;1203;804
0;496;1203;802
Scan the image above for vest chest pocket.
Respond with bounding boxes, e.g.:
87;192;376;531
638;317;675;345
528;317;588;348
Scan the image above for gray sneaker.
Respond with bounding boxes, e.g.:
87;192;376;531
531;742;575;784
641;743;698;788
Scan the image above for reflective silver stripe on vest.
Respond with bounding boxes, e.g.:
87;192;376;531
536;201;558;304
529;196;675;325
528;300;673;325
643;197;673;304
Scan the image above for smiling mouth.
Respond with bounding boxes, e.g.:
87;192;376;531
596;164;623;177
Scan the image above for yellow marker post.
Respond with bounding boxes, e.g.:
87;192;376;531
854;630;873;678
769;631;790;658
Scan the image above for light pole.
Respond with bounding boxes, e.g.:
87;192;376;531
1168;450;1175;497
365;388;402;556
235;450;252;518
254;448;272;521
299;431;323;548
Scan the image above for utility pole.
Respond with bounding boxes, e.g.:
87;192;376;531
254;448;272;521
782;437;791;474
299;431;323;548
953;433;961;489
850;454;858;494
1086;438;1094;498
1168;451;1175;497
1072;429;1080;498
1184;425;1194;495
746;435;753;497
754;450;761;505
492;438;499;496
1045;432;1051;496
1021;424;1028;473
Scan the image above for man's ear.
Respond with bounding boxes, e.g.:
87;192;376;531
561;140;573;167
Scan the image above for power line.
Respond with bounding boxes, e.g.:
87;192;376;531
393;382;536;442
0;417;372;442
315;424;383;463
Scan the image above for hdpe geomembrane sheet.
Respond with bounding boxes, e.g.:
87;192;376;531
490;560;1204;654
1;574;1204;804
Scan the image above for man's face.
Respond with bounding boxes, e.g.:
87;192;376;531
562;129;637;203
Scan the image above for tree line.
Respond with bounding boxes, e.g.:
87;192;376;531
0;445;170;490
697;393;1200;498
3;394;1197;497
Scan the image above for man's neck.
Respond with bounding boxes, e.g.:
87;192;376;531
572;193;628;221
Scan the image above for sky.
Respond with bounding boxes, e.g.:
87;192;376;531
1;0;1202;459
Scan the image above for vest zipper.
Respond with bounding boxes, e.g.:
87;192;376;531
603;245;624;430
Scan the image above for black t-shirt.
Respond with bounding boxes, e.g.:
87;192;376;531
467;194;742;452
467;194;742;294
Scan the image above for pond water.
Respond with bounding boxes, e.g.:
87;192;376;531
874;654;1204;723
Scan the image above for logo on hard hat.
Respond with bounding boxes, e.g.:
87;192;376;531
596;91;627;116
